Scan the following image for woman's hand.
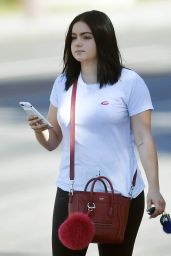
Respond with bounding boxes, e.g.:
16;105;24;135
27;105;62;151
28;115;49;133
147;189;166;218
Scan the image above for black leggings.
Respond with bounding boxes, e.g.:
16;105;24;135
52;188;144;256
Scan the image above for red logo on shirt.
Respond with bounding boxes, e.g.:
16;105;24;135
101;101;109;105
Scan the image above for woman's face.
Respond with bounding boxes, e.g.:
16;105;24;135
71;21;97;64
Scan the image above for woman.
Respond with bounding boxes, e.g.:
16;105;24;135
28;10;165;256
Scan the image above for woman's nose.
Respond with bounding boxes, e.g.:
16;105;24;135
74;37;83;46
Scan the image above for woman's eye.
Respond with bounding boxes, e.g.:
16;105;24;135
83;36;92;39
71;35;92;40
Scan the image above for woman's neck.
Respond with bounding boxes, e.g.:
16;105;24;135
81;61;97;84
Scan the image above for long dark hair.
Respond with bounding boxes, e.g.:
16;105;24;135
62;10;123;90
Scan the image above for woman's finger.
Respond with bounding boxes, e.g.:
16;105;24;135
28;115;38;121
31;122;49;132
29;117;42;126
150;200;166;218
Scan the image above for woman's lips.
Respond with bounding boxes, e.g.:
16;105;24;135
75;50;85;53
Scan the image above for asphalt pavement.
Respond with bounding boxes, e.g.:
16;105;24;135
0;1;171;255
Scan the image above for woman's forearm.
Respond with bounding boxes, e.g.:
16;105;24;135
131;111;165;217
137;133;160;192
34;128;61;151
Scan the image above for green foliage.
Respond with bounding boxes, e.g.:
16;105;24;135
0;0;18;4
0;0;21;13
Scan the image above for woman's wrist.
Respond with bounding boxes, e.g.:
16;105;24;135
34;129;45;135
148;185;160;193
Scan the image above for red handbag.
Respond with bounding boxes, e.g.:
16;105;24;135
59;81;137;249
69;175;136;244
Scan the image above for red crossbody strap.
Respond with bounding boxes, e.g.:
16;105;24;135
70;81;77;180
69;81;137;192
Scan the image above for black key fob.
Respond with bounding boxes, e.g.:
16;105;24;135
147;206;155;215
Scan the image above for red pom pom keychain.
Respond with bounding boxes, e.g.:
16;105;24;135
58;212;95;250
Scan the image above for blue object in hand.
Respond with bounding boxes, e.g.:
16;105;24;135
160;213;171;234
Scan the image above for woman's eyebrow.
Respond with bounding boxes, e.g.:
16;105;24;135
71;32;92;35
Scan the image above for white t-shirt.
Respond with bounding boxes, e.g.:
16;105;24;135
50;68;154;198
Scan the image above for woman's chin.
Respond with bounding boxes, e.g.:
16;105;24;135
74;57;85;62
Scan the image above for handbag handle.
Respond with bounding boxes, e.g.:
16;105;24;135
90;176;114;195
84;177;108;192
70;81;137;197
89;176;115;216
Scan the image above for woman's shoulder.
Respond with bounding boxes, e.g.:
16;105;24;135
118;68;148;96
54;73;66;85
52;73;66;91
120;67;143;83
50;73;67;106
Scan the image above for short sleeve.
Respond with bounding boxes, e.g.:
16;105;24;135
127;73;154;116
50;74;66;108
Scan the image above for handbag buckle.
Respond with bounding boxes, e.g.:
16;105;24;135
87;202;96;212
69;180;74;196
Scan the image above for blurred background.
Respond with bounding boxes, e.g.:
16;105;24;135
0;0;171;255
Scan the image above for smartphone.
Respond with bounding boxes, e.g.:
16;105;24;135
19;102;53;128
